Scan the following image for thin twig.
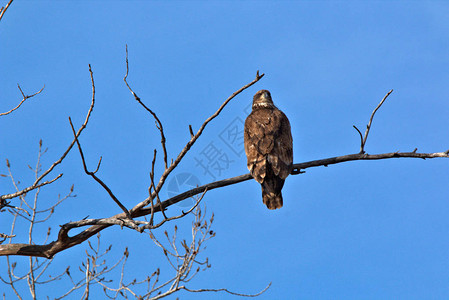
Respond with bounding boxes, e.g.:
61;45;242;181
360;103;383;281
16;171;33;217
0;0;13;23
149;151;167;220
0;174;62;201
1;65;96;203
352;125;363;149
149;149;168;221
357;89;393;153
34;65;96;185
148;150;157;225
124;45;169;170
1;139;73;299
189;125;194;138
182;282;271;298
0;233;16;244
142;205;216;299
141;188;207;231
68;118;131;218
0;85;44;117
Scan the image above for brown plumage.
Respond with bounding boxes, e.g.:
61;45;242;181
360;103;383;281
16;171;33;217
244;90;293;210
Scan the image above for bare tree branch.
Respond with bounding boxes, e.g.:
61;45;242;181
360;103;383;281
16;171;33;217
0;85;45;117
0;173;62;203
124;45;169;170
68;117;131;218
59;188;207;233
0;0;13;23
53;206;227;300
149;150;168;220
54;234;127;300
138;205;220;299
353;89;393;154
1;65;96;203
181;282;271;298
34;64;96;186
1;146;75;299
1;148;446;258
0;233;15;244
138;149;449;213
148;149;158;225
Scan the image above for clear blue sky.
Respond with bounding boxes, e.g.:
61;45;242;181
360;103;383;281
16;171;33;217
2;1;449;299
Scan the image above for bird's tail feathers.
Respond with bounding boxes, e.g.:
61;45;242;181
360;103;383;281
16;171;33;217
262;190;283;210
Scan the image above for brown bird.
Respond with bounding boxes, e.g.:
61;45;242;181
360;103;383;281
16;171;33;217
244;90;293;210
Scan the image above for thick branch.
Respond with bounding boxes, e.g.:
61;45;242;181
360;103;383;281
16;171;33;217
60;188;206;233
1;149;446;258
140;149;449;213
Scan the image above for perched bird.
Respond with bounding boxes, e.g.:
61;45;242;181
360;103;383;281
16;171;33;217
244;90;293;210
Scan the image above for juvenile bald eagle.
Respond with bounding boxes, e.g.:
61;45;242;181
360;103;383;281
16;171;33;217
244;90;293;210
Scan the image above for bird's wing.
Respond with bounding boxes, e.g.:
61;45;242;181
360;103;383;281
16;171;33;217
268;109;293;179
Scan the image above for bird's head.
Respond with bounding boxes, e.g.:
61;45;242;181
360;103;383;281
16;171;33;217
252;89;274;109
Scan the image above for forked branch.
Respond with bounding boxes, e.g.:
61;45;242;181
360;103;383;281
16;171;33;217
354;89;393;154
68;117;131;218
0;84;44;117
